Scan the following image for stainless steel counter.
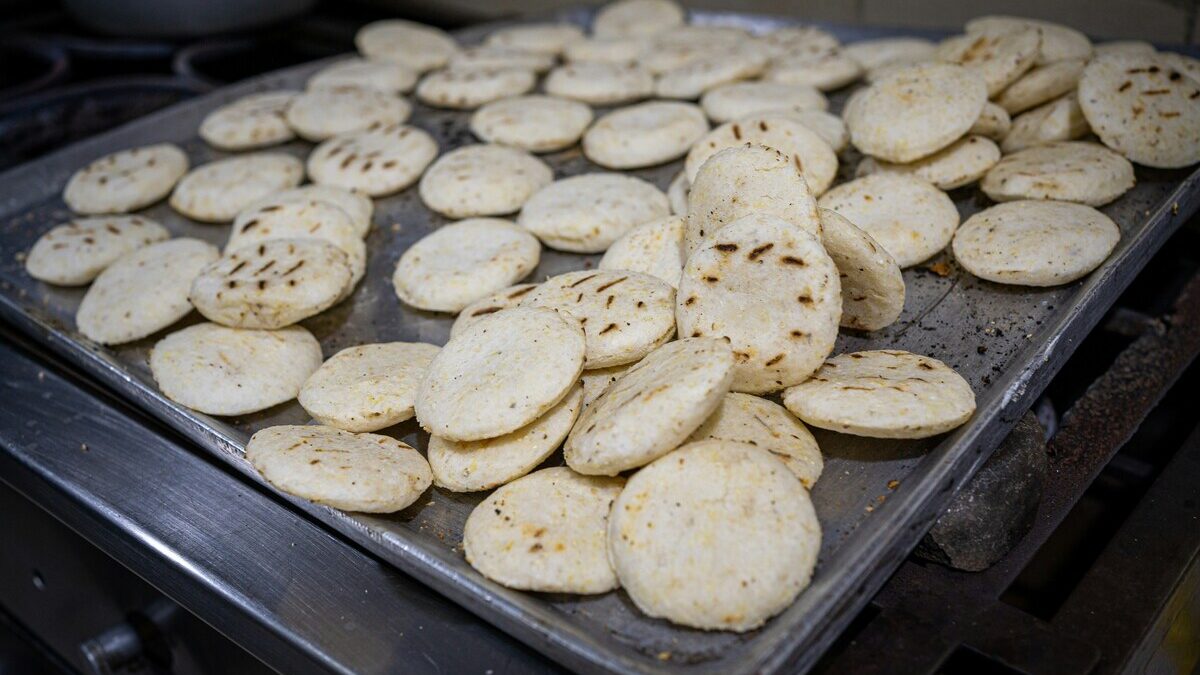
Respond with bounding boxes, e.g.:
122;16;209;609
0;330;561;674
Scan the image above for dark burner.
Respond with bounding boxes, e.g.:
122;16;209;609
174;35;337;86
0;39;69;99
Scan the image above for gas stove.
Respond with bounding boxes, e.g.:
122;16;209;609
0;6;1198;675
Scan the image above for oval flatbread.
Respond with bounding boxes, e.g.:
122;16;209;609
307;123;438;197
355;20;458;72
582;101;708;169
818;208;905;331
763;49;863;91
419;144;552;218
687;393;824;488
170;153;303;223
592;0;684;37
416;307;585;442
1077;52;1200;168
416;67;536;109
518;173;669;253
285;86;410;141
952;200;1120;286
226;199;366;284
448;45;556;73
26;215;169;286
76;238;219;345
699;81;827;123
189;238;352;330
64;143;188;215
464;467;624;593
677;213;841;393
994;58;1085;115
608;439;820;632
199;91;298;150
429;385;583;492
846;62;986;163
150;322;322;416
246;425;432;513
783;349;975;438
684;144;821;257
981;141;1135;206
965;15;1092;65
654;44;769;100
522;270;676;368
544;62;654;105
243;184;374;239
298;342;441;432
856;135;1000;190
817;174;960;268
1001;94;1090;153
598;215;685;288
565;337;734;475
564;36;648;65
393;218;540;313
470;95;593;153
308;58;418;94
483;23;584;56
935;26;1040;96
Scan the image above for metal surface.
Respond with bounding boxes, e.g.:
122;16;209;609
819;264;1200;673
0;9;1199;674
0;332;560;675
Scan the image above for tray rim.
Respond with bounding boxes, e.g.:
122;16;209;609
1;9;1199;674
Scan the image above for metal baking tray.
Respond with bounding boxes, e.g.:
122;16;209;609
1;8;1198;674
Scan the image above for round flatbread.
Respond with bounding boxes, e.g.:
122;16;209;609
563;36;647;64
544;62;654;105
952;200;1120;287
783;350;976;438
392;218;540;313
598;215;685;288
416;307;585;442
817;174;960;268
448;45;556;73
76;238;219;345
450;283;539;338
856;135;1000;190
307;123;438;197
298;342;441;432
654;44;769;100
608;439;820;632
150;322;322;416
970;102;1012;141
518;173;669;253
463;467;624;593
763;49;863;91
846;62;987;163
592;0;684;37
470;95;593;153
199;91;298;150
416;67;536;110
687;393;823;487
285;86;410;142
818;208;905;331
699;81;827;123
965;16;1092;65
639;34;748;76
995;58;1085;115
226;199;365;284
189;238;352;330
243;184;374;238
1077;53;1200;169
980;141;1135;206
1001;94;1090;153
355;20;458;72
677;213;841;393
246;425;432;513
684;144;821;257
521;270;676;368
170;153;303;223
582;101;708;169
419;144;551;219
667;170;689;215
64;143;188;215
565;337;734;475
484;23;584;55
936;26;1040;96
429;385;583;493
307;58;418;94
684;113;838;194
784;108;849;152
757;25;840;59
26;215;169;286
